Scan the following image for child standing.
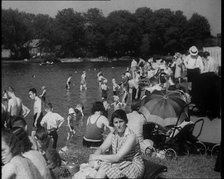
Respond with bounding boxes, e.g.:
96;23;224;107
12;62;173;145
40;103;65;149
66;108;77;145
111;95;125;112
101;79;109;100
80;71;87;91
66;74;72;90
75;104;84;128
39;86;47;102
112;78;120;96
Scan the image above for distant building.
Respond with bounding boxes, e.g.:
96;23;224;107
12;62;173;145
1;49;11;59
23;39;50;58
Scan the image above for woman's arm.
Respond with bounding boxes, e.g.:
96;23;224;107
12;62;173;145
90;133;136;163
2;163;16;179
93;132;113;155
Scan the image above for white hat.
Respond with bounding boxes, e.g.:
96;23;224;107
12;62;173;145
189;46;198;56
68;108;75;114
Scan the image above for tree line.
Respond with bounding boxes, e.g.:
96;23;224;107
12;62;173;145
2;7;214;59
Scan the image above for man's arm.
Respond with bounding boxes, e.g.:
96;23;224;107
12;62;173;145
22;104;31;118
57;114;65;129
7;99;12;115
34;98;42;127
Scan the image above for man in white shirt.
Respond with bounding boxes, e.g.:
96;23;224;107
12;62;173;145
183;46;204;90
40;102;64;148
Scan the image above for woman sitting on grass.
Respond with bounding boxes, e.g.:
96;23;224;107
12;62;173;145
2;128;43;179
12;127;51;179
89;109;145;179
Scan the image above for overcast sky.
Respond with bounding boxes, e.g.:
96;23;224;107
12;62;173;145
2;0;221;36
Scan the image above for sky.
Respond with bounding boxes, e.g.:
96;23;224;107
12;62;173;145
2;0;221;36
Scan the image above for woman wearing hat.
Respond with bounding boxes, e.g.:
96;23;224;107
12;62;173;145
183;46;204;91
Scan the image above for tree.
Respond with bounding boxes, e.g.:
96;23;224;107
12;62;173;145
54;8;85;57
83;8;107;57
106;10;141;57
184;13;211;49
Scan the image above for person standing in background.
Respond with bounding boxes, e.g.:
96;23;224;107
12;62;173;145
39;86;47;103
29;88;43;137
183;46;204;91
66;74;72;90
80;71;87;91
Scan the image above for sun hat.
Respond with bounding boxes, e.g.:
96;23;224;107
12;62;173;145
68;108;75;114
189;46;198;56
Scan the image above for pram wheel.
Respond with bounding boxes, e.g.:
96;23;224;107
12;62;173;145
211;144;220;157
194;141;207;155
165;148;177;160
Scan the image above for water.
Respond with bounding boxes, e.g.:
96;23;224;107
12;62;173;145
2;61;130;147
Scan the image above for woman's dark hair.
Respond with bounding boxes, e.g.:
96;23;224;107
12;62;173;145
131;100;141;111
29;88;37;95
35;126;48;141
2;128;22;157
12;127;32;153
91;101;105;114
11;117;27;130
110;109;128;127
35;126;50;151
45;148;62;168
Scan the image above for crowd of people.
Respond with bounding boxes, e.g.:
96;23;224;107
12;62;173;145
1;45;220;179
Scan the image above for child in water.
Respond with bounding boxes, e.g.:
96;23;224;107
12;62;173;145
39;86;47;102
80;71;87;91
112;78;120;96
66;74;72;90
101;79;109;100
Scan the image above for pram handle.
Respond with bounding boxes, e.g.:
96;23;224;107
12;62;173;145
193;118;204;139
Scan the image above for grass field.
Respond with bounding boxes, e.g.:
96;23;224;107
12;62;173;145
58;134;221;179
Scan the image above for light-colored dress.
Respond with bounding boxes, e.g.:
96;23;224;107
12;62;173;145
174;58;183;79
2;155;43;179
100;127;145;179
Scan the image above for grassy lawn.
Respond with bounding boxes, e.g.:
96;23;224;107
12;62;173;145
59;135;221;179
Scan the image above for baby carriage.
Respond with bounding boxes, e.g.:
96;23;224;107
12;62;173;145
140;90;207;160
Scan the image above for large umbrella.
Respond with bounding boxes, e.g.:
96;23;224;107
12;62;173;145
139;90;188;127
